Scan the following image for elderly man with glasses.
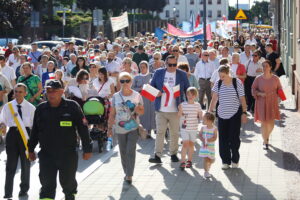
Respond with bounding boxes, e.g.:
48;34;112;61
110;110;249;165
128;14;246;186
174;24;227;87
194;50;215;110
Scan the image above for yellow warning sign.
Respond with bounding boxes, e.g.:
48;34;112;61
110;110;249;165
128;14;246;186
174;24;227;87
235;9;247;20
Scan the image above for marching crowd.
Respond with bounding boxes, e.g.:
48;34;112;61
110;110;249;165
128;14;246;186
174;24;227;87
0;30;285;200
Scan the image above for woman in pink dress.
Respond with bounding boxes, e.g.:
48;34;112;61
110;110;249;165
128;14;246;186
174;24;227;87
252;60;282;150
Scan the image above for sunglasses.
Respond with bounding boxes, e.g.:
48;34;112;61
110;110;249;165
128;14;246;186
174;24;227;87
252;55;258;57
90;66;97;68
203;54;209;57
172;50;179;52
120;79;131;84
154;57;159;60
168;63;177;67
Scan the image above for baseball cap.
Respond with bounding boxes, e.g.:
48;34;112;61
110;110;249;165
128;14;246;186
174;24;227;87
45;80;63;89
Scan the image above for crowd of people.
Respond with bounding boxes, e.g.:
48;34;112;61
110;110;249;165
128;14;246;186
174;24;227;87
0;30;285;199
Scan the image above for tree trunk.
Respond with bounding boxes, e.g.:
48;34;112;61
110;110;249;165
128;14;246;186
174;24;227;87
47;0;53;19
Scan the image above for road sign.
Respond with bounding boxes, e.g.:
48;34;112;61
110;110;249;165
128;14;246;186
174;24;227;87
93;9;103;26
235;9;247;20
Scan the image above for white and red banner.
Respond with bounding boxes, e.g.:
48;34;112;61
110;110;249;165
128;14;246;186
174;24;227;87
140;84;160;102
167;23;212;40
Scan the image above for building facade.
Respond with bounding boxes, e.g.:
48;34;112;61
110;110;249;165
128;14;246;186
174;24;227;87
269;0;300;111
159;0;229;24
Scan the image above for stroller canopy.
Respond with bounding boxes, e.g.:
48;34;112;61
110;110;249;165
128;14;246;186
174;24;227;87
83;97;105;116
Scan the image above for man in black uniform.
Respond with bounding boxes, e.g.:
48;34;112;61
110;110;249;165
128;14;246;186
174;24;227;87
28;80;93;200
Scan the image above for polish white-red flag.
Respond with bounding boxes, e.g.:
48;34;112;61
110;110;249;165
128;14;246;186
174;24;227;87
49;73;55;79
162;84;181;107
173;85;180;98
140;84;160;102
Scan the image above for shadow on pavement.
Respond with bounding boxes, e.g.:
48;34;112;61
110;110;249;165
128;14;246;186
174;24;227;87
224;168;275;199
266;145;300;172
107;183;153;200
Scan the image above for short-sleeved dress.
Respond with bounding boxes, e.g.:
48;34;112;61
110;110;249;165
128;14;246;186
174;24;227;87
199;125;216;160
251;75;282;122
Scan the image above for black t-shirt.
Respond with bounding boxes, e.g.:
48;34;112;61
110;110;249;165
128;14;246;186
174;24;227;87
266;52;279;71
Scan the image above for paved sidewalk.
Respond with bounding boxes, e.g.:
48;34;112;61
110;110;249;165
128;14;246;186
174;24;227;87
75;113;289;199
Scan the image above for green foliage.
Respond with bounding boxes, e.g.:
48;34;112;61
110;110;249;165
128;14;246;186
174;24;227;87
77;0;167;13
250;1;270;24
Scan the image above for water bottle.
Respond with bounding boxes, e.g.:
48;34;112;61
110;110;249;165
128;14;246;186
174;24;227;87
106;137;113;151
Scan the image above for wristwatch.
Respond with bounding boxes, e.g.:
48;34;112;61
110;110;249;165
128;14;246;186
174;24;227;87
242;111;247;115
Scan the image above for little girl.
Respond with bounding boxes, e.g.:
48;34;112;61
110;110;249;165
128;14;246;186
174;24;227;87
199;112;218;178
178;87;203;170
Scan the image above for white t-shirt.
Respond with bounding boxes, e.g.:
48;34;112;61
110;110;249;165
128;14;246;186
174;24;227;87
93;77;114;98
7;54;21;71
160;71;177;112
210;68;236;84
0;65;16;83
231;64;238;77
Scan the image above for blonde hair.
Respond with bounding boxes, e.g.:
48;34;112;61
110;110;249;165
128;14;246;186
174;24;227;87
119;71;132;81
186;87;198;97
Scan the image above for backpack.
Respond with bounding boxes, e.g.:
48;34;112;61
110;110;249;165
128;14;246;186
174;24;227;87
216;78;240;117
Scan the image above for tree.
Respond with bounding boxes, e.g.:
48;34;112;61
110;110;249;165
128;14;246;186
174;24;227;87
250;1;270;24
0;0;31;29
77;0;167;14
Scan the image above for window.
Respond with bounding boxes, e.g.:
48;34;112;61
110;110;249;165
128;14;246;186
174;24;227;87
217;0;221;4
208;0;212;5
199;0;203;4
208;10;212;18
176;10;180;18
200;10;204;17
190;0;194;5
217;10;222;18
166;10;170;18
175;0;179;5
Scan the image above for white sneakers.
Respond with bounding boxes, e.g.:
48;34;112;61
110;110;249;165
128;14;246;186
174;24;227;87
221;163;239;170
231;163;239;168
204;171;212;178
222;164;230;170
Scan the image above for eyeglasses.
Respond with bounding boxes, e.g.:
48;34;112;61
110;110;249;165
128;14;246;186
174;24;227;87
120;79;131;84
154;57;159;60
90;66;97;68
168;63;177;67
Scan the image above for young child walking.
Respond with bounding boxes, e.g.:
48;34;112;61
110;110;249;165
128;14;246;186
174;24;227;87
178;87;203;170
199;112;218;178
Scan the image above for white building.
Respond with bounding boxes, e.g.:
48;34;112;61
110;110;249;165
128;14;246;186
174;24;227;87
159;0;229;24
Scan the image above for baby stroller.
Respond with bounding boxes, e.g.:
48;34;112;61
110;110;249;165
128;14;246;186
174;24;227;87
83;96;109;153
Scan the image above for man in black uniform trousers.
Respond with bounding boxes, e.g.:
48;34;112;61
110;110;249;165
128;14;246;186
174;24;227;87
28;80;93;200
0;83;36;199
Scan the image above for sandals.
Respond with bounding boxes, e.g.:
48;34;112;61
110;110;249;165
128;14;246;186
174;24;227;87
186;161;193;168
179;162;186;170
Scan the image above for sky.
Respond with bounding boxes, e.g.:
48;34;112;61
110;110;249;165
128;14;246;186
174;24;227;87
229;0;270;7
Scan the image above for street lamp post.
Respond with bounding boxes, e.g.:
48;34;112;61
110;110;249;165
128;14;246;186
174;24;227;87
203;0;207;49
173;7;177;26
236;0;239;38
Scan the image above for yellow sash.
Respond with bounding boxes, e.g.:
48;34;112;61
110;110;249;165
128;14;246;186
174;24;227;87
8;102;29;158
